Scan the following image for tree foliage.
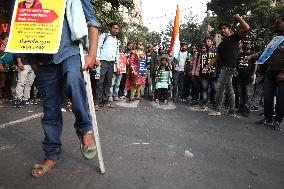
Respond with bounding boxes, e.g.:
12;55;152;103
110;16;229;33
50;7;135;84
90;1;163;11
207;0;284;49
91;0;134;33
91;0;160;48
120;22;161;47
162;13;206;52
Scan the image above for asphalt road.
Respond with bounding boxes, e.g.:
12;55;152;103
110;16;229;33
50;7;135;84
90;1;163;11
0;99;283;189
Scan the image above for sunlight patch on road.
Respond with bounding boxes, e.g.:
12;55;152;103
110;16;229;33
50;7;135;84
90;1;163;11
115;99;139;108
150;101;176;110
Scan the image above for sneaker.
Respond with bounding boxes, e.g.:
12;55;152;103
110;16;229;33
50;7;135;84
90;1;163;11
190;100;198;106
208;110;221;116
30;99;38;105
180;98;187;102
164;100;168;104
24;100;33;105
255;118;273;125
155;99;159;103
14;99;22;108
270;121;281;131
250;105;259;111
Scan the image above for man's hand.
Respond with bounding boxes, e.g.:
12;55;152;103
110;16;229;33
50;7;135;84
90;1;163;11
233;14;242;21
277;72;284;81
233;13;250;35
116;66;121;74
82;54;101;71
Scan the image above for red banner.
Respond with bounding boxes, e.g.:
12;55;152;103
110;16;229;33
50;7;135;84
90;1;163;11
16;8;58;23
0;23;10;33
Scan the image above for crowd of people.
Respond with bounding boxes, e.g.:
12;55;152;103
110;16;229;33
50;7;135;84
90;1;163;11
0;6;283;176
1;16;284;132
86;15;283;133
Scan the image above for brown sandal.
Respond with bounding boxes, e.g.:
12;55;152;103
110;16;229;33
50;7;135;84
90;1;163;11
106;102;114;108
31;159;60;177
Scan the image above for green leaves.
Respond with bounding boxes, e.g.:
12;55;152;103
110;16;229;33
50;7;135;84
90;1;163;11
207;0;284;49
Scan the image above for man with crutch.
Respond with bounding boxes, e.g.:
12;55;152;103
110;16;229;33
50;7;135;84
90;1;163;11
30;0;103;177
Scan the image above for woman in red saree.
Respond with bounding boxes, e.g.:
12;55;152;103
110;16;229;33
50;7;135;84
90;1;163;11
125;41;146;101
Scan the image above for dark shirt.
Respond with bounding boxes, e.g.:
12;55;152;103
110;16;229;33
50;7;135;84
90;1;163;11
217;33;242;68
200;48;217;73
267;41;284;71
146;52;158;76
237;50;255;81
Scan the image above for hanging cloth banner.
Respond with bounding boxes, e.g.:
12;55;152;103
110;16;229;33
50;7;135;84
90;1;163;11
6;0;66;53
256;36;284;64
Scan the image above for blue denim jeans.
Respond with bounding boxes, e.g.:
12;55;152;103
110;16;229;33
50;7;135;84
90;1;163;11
109;72;122;99
201;75;217;104
173;71;184;98
35;55;92;160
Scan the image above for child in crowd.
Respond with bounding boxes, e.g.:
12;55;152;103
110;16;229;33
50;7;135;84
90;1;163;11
155;56;172;103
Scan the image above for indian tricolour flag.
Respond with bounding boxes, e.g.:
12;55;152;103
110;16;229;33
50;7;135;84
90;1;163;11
169;5;180;58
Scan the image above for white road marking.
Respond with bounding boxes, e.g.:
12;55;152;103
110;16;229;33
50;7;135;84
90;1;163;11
116;99;139;108
0;144;16;151
132;142;150;145
150;101;176;110
0;112;43;129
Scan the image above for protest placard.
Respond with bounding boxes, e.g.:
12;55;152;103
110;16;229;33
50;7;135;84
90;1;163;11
6;0;66;53
138;58;147;75
157;71;170;82
114;53;127;73
0;23;10;33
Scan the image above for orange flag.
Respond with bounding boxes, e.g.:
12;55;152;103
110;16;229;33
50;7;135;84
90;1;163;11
169;5;180;58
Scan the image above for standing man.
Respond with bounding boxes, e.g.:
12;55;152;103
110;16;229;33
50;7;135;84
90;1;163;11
203;14;250;116
247;15;284;131
30;0;100;177
173;42;189;100
235;41;255;117
94;22;120;110
145;44;158;99
200;37;218;107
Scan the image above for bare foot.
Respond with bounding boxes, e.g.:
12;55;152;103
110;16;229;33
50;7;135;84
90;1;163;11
82;133;94;147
